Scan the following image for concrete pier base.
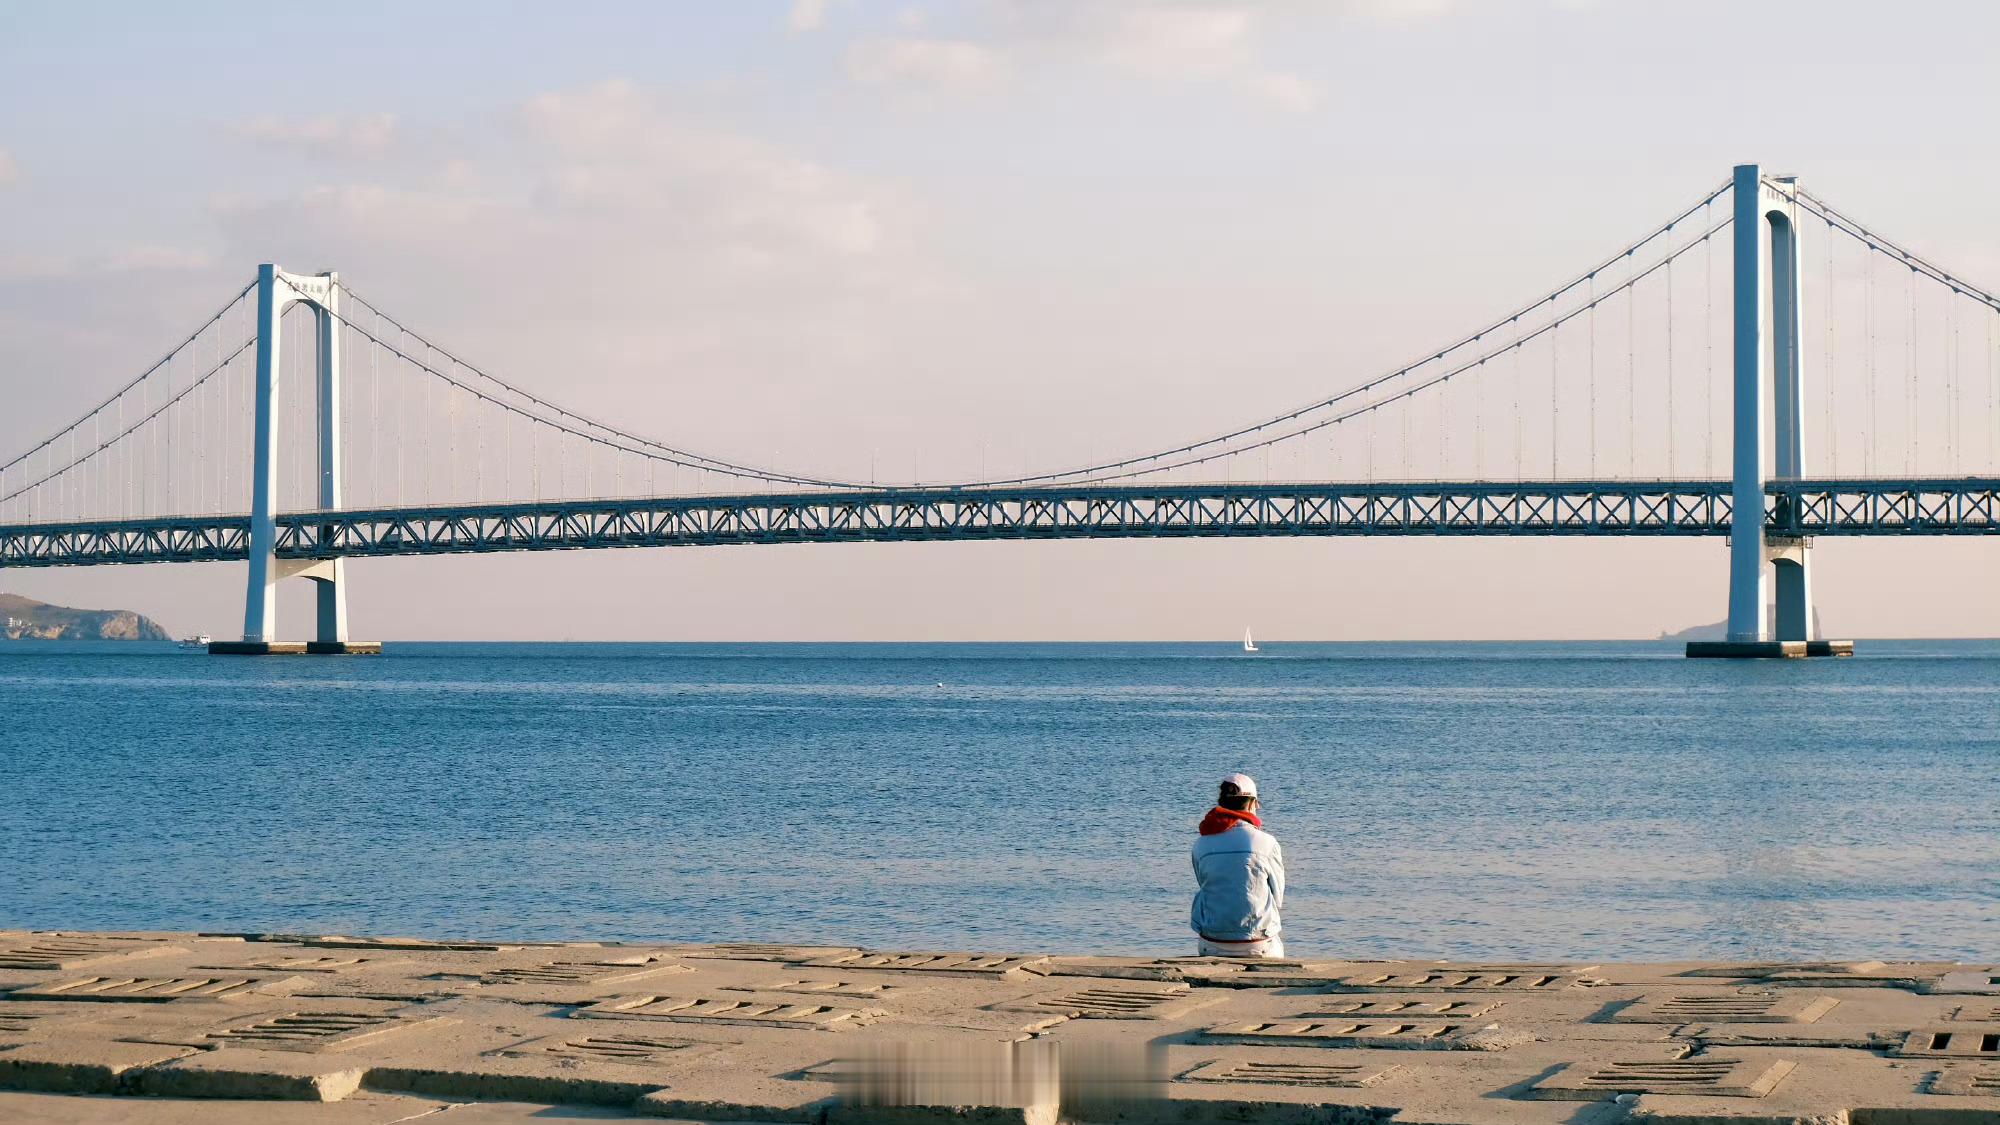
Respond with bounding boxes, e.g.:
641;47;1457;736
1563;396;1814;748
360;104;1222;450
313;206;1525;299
306;640;382;655
208;640;381;655
1686;639;1853;659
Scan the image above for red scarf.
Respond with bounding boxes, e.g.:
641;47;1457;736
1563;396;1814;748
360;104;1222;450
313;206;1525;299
1198;806;1262;835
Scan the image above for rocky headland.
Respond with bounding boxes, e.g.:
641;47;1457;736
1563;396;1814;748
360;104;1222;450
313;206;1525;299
0;593;170;641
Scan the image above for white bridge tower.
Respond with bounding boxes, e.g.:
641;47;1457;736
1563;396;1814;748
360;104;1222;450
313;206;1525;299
210;264;378;655
1688;165;1851;658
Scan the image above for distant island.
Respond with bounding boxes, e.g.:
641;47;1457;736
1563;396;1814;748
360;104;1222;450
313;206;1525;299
0;593;170;641
1660;608;1824;642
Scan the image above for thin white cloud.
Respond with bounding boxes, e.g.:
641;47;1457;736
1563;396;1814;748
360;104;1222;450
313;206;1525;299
516;80;885;259
845;37;1005;90
1240;71;1323;113
0;245;215;280
1343;0;1455;22
237;112;399;160
208;79;917;341
788;0;827;33
1087;4;1256;78
851;2;1322;112
0;147;18;187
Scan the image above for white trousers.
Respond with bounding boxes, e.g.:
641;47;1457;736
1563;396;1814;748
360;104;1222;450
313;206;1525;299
1196;935;1286;958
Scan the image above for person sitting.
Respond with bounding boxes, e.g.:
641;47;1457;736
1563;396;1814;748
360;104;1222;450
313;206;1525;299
1190;773;1286;958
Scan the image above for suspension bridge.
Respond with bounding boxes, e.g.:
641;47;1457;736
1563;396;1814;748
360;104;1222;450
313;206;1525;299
2;164;1996;655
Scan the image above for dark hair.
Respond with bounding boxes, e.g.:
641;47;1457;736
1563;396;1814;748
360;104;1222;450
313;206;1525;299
1217;783;1255;812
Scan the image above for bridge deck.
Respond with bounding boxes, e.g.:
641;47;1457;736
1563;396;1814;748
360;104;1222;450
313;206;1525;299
1;478;1996;569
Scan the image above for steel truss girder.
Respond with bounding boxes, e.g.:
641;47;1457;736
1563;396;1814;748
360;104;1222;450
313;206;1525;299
2;478;1996;570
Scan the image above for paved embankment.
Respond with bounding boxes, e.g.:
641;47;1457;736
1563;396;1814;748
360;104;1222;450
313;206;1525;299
2;931;1998;1123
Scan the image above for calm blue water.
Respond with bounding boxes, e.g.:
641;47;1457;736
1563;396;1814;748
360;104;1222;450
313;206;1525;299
1;640;1996;960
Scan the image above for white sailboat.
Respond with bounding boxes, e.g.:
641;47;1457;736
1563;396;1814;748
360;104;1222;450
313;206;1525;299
1242;627;1259;653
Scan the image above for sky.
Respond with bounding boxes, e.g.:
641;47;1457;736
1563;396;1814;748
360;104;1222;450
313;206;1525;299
2;0;1998;641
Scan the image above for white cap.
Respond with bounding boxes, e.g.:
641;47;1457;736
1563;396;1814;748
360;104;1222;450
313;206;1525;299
1219;773;1258;798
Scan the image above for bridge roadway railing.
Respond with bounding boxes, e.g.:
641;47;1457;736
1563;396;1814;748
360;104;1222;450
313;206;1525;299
1;478;1996;569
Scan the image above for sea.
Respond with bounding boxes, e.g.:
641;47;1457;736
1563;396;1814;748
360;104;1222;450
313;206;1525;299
1;640;1995;961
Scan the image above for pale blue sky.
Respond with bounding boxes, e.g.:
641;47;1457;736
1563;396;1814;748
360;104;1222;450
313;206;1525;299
3;1;1998;640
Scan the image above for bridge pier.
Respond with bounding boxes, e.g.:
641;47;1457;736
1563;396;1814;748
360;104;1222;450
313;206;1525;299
1689;165;1852;659
211;264;378;656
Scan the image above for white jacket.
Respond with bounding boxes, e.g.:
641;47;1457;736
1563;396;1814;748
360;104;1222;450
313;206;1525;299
1190;821;1285;942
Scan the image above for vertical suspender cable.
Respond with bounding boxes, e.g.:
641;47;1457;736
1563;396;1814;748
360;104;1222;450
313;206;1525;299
1865;246;1877;476
1947;289;1959;473
1824;215;1837;477
141;364;150;516
1907;265;1918;474
1550;314;1560;478
1400;383;1410;480
422;341;432;503
1626;254;1636;477
448;370;460;502
1366;405;1375;483
1587;275;1597;477
1666;241;1676;479
1473;350;1485;477
1440;371;1449;476
1512;322;1524;480
1705;212;1716;476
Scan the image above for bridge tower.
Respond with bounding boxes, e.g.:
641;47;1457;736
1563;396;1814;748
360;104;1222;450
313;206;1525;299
1689;165;1850;658
209;264;378;655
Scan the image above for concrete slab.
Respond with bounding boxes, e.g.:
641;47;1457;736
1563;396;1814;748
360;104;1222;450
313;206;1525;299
1931;970;2000;995
190;955;403;974
1524;1055;1796;1100
0;1004;125;1043
490;1028;730;1067
1303;998;1504;1020
1930;1064;2000;1095
634;1086;835;1120
802;953;1050;979
679;944;862;963
1334;969;1599;992
466;961;693;988
129;1048;367;1101
9;975;309;1004
1612;993;1841;1024
727;978;921;1000
1678;961;1889;979
983;983;1221;1021
292;936;522;952
0;1090;639;1123
0;939;187;972
149;1006;457;1053
574;995;881;1031
0;1040;198;1094
1042;957;1251;982
362;1058;665;1107
433;961;699;1005
1177;1057;1404;1089
1678;1023;1896;1050
1763;965;1943;990
1892;1025;2000;1058
1202;1019;1529;1052
9;936;2000;1124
